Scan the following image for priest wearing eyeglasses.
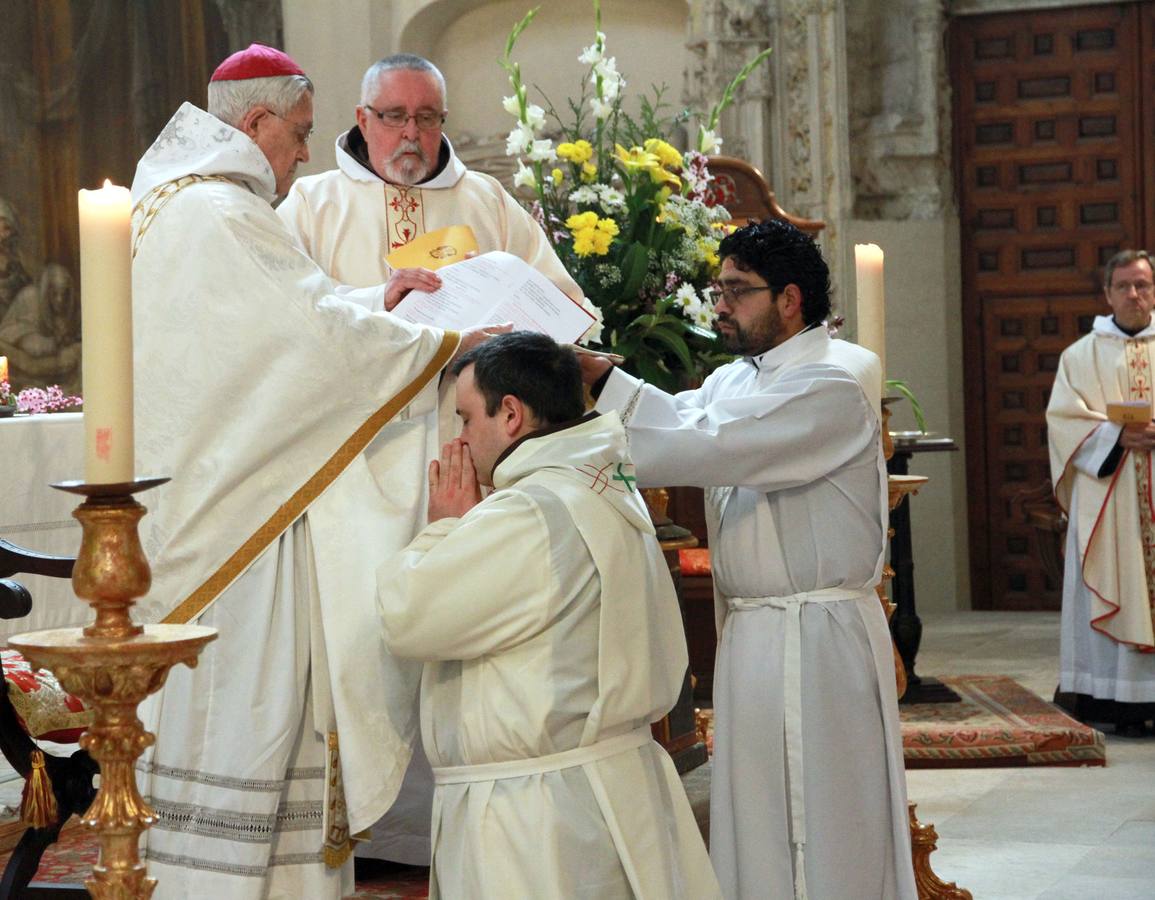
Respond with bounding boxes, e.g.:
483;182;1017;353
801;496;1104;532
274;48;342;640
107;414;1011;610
278;53;598;868
278;53;591;318
1047;249;1155;733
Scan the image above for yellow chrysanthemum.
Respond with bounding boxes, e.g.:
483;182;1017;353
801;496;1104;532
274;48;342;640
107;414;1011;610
557;139;594;164
580;161;598;183
566;211;599;231
551;167;564;185
595;218;620;236
590;230;614;255
643;138;682;170
572;230;597;257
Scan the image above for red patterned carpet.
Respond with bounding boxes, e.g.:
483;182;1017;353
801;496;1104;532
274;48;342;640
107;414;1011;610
0;827;430;898
900;674;1106;768
698;674;1105;769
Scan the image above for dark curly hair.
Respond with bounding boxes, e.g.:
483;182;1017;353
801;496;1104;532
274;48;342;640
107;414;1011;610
718;219;832;326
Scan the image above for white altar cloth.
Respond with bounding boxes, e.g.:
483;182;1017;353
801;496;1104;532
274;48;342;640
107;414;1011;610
0;413;87;641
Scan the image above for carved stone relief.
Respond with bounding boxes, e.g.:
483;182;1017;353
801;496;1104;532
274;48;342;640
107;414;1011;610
846;0;953;220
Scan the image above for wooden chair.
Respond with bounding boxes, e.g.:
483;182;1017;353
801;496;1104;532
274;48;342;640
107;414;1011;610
0;539;96;898
705;156;825;235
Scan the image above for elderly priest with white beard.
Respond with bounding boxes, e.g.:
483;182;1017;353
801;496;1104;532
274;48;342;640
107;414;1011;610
278;51;600;867
129;43;498;899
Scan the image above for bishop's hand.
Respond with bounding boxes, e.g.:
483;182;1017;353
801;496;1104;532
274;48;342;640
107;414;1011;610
384;266;442;311
428;439;483;521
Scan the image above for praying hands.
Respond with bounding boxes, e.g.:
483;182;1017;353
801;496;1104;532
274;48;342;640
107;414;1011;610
428;438;482;521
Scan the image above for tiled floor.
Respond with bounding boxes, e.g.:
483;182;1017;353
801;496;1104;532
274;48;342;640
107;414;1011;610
906;611;1155;900
2;611;1152;899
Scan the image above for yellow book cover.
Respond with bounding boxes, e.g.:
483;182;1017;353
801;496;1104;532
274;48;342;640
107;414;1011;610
385;225;479;270
1107;400;1151;424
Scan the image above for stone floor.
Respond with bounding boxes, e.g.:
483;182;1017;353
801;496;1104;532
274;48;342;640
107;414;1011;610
2;611;1153;898
905;611;1155;900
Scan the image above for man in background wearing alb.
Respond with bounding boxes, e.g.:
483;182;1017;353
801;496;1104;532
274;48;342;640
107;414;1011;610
1047;249;1155;734
581;219;916;899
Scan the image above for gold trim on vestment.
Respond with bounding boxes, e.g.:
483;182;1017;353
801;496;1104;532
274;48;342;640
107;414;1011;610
161;330;460;625
132;174;236;258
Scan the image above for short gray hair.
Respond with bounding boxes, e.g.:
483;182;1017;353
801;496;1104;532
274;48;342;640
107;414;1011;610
360;54;445;106
1103;249;1154;289
208;74;314;129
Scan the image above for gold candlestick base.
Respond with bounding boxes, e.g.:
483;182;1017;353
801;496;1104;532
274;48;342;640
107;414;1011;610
9;478;216;900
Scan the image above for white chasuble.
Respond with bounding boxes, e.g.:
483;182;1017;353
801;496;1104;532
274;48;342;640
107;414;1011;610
378;413;721;900
1047;315;1155;700
128;102;456;898
597;326;917;900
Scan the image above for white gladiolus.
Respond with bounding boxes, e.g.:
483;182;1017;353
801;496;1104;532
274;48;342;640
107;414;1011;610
502;95;521;116
698;128;723;154
513;160;537;189
578;34;606;65
527;139;557;163
505;122;535;156
590;97;614;120
524;104;546;130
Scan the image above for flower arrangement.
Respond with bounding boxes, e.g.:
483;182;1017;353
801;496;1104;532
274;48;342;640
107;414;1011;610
0;379;83;414
500;2;771;391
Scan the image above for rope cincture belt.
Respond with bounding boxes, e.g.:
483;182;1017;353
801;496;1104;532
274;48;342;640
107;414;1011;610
726;586;877;900
431;725;653;785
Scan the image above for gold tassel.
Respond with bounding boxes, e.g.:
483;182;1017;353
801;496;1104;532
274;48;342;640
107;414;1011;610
20;750;58;829
323;839;353;869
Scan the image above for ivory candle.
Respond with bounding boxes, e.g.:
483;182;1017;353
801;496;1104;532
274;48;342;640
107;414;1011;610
855;243;886;381
78;180;134;483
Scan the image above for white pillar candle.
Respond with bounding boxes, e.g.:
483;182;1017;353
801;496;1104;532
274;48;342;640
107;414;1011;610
78;180;134;484
0;355;7;385
854;243;886;383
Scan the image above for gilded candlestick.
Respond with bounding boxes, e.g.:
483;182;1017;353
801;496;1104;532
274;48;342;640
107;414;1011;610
9;479;216;899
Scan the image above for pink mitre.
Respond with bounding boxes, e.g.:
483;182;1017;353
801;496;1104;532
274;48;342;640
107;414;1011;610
211;43;306;81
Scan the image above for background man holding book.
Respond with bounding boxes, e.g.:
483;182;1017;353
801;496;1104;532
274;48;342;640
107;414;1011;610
1047;248;1155;733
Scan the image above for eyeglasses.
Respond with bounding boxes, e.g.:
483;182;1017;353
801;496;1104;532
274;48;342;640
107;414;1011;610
267;109;313;146
1110;280;1155;296
363;105;446;130
711;283;773;305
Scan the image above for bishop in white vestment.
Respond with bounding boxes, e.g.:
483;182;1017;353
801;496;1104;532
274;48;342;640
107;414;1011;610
585;220;916;899
379;334;720;899
1047;250;1155;710
129;45;465;899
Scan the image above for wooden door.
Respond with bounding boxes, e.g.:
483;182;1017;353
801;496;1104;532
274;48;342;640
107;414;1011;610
955;4;1153;609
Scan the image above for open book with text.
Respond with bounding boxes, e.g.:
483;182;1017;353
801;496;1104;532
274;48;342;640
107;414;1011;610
390;251;596;344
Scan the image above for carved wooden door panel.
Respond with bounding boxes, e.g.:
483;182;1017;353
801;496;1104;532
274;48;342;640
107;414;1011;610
955;4;1149;609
